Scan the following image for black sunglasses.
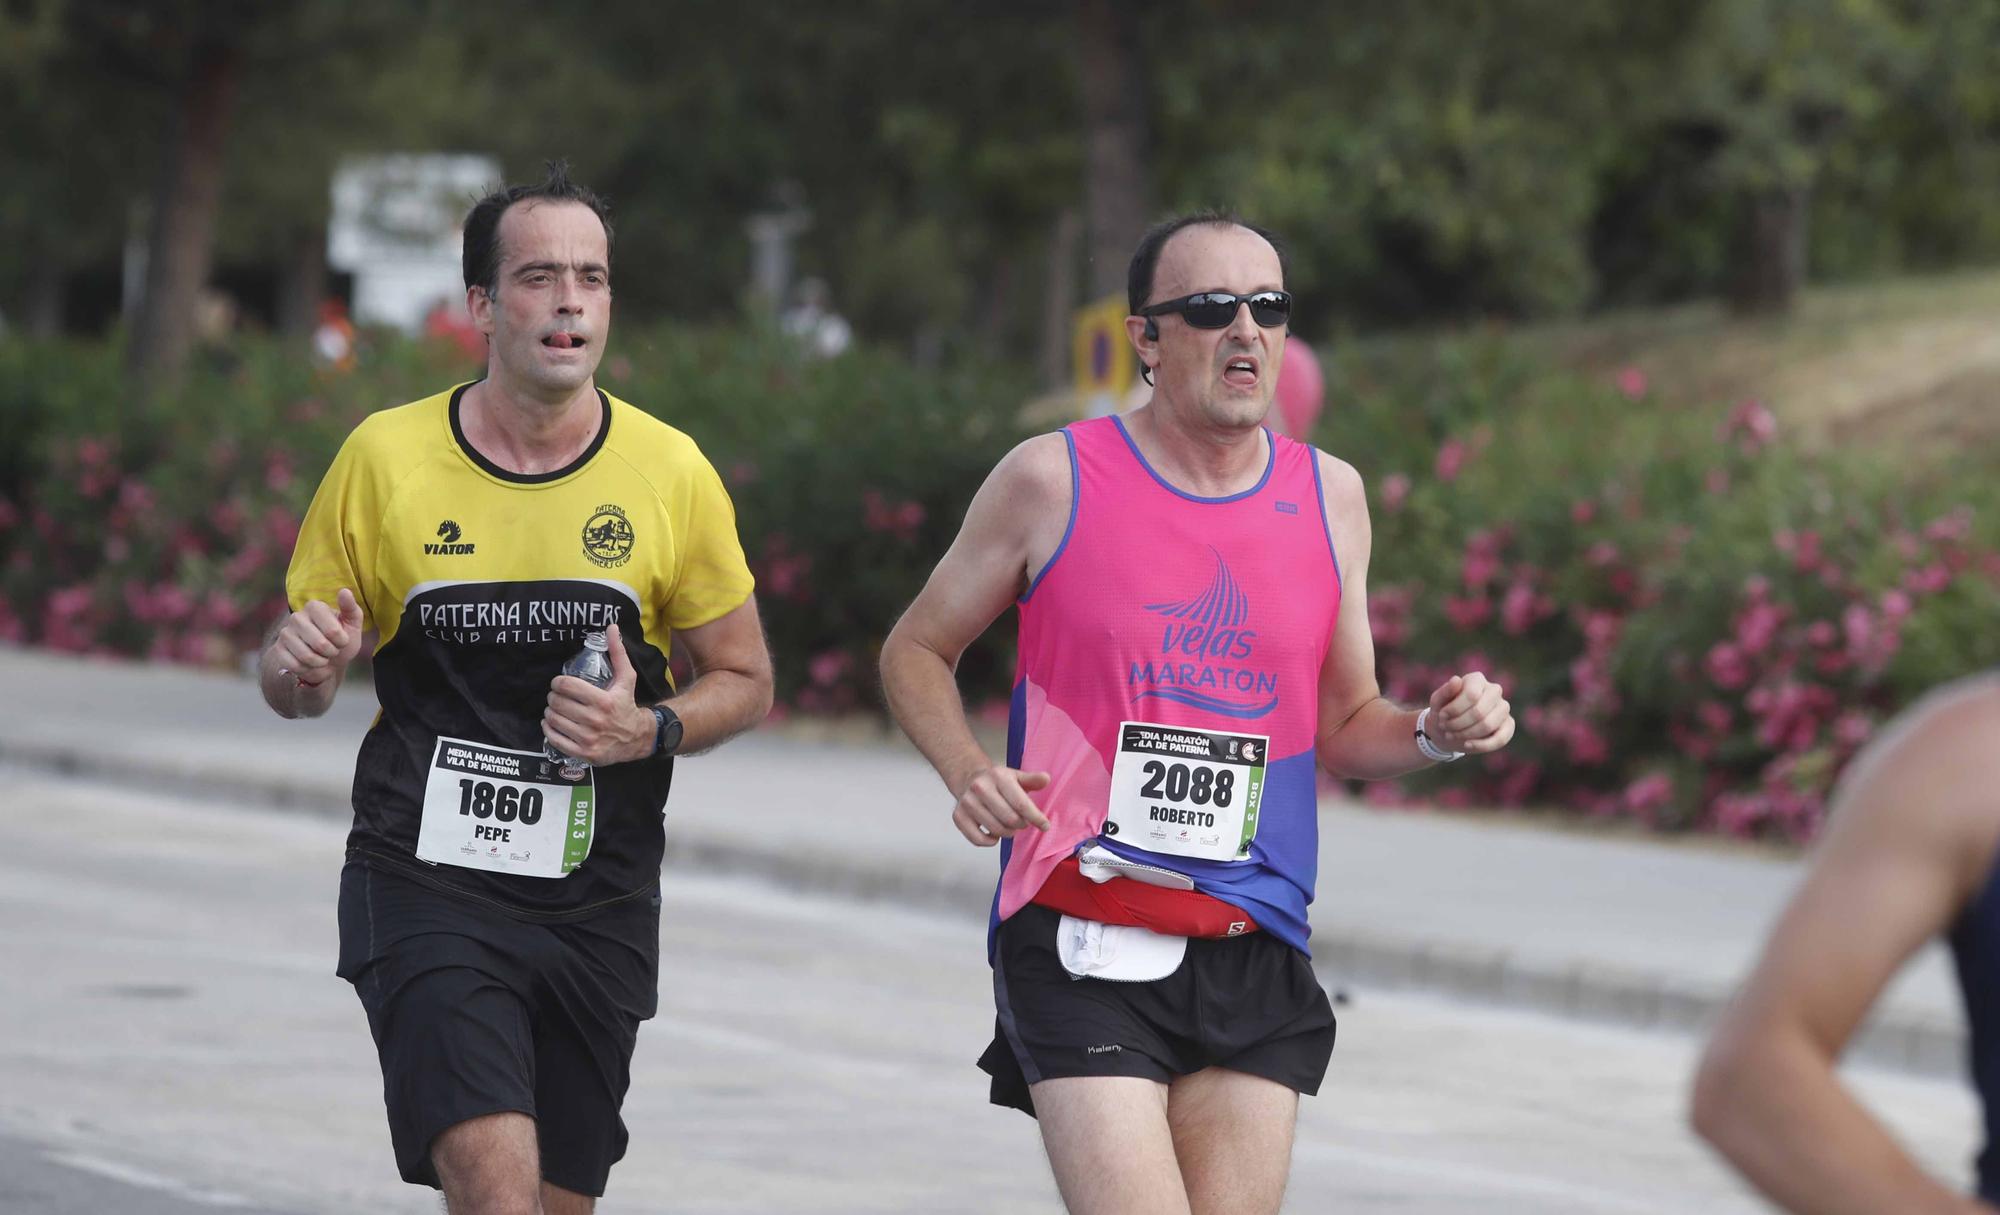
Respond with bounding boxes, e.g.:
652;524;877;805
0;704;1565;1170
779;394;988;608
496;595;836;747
1139;290;1293;330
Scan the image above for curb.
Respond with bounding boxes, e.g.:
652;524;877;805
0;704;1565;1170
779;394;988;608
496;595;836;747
4;735;1964;1080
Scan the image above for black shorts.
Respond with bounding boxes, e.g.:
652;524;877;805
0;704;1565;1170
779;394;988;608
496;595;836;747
979;903;1336;1117
334;860;660;1196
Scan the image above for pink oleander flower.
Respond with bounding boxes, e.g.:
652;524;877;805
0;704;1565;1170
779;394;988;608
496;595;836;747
1804;620;1837;648
1368;585;1413;648
1623;771;1675;819
808;649;852;688
1571;499;1597;525
1719;399;1778;453
117;479;156;515
1494;761;1541;806
1380;473;1411;512
1924;507;1973;544
1903;563;1951;595
1791;530;1822;572
1615;366;1648;399
1435;439;1467;483
1443;595;1491;630
1880;588;1914;620
1705;642;1751;690
1833;711;1874;750
1462;548;1500;590
1711;792;1771;838
1500;582;1541;636
1733;599;1787;657
264;452;294;492
1567;721;1610;766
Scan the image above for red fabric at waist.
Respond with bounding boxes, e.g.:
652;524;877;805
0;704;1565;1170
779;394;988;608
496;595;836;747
1029;856;1260;938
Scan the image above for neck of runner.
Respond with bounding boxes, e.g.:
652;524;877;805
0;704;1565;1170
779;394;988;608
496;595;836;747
1124;402;1269;498
461;379;602;476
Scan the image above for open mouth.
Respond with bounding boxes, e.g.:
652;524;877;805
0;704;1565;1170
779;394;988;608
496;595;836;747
543;332;587;350
1222;356;1259;388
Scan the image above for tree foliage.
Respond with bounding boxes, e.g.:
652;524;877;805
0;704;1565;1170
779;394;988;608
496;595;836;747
8;0;2000;353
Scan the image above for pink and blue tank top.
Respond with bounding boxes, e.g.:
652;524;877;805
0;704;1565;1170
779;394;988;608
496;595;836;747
996;414;1343;955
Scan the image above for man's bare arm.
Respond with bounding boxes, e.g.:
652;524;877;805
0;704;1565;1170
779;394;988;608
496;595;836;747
1691;676;2000;1215
880;434;1069;846
1312;453;1512;779
663;596;773;756
259;588;367;719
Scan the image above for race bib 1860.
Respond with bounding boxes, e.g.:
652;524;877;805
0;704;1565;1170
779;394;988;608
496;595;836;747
415;737;595;878
1103;721;1267;863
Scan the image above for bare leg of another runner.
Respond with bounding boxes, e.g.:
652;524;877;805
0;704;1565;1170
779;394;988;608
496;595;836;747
1167;1068;1298;1215
539;1182;594;1213
432;1112;543;1215
1031;1076;1195;1215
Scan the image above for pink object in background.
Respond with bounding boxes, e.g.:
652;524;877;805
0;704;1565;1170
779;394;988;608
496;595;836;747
1272;339;1325;437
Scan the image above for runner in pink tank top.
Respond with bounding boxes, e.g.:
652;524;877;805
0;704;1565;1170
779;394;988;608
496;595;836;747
997;413;1339;952
881;212;1517;1214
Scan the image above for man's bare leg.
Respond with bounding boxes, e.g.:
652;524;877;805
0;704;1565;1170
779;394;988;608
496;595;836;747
540;1181;594;1214
1030;1076;1193;1215
432;1112;542;1215
1166;1068;1298;1215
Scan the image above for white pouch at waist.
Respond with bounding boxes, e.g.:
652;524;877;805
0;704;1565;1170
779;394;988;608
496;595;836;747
1056;914;1188;983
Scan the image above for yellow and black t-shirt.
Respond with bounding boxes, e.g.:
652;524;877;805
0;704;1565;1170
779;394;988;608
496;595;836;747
287;382;754;919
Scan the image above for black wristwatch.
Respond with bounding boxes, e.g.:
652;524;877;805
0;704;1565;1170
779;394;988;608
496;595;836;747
649;704;684;758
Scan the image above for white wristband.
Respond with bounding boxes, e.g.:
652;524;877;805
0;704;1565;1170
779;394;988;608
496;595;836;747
1415;707;1464;764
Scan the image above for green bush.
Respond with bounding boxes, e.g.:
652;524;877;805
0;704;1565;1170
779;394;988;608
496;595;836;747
5;326;1997;840
0;327;1032;713
1316;332;2000;837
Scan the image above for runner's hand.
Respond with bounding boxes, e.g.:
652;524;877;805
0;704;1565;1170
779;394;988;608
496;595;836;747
951;765;1052;847
544;621;655;766
1428;672;1515;755
274;588;365;687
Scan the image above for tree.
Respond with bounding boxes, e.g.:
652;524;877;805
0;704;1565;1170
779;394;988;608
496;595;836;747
1660;0;1919;315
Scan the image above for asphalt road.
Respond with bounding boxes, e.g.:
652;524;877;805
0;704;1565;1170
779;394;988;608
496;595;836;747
0;767;1979;1213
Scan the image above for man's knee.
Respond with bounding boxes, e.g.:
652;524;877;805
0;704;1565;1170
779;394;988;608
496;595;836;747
432;1111;542;1215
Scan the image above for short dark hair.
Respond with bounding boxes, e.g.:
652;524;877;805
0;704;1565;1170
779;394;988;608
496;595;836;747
462;160;614;296
1126;209;1287;315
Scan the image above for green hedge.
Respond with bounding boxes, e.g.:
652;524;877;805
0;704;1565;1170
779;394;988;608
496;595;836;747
1314;333;2000;837
4;326;1997;839
0;328;1033;714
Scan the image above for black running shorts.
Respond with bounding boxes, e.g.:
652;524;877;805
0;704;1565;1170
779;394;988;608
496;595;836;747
334;860;660;1196
979;902;1336;1116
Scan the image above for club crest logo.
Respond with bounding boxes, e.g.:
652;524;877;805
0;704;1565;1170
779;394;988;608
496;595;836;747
582;504;635;568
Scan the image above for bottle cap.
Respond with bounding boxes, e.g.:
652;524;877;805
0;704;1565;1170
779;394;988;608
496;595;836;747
583;630;609;651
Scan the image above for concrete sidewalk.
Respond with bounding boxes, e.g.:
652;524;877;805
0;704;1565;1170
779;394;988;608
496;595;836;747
0;646;1966;1077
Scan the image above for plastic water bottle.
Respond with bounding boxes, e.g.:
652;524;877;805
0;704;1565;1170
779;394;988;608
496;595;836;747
546;630;614;780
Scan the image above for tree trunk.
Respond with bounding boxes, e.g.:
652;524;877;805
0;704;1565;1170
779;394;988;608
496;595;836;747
126;37;241;394
1727;184;1809;316
27;248;65;337
277;226;327;339
1039;208;1083;389
1076;0;1150;299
